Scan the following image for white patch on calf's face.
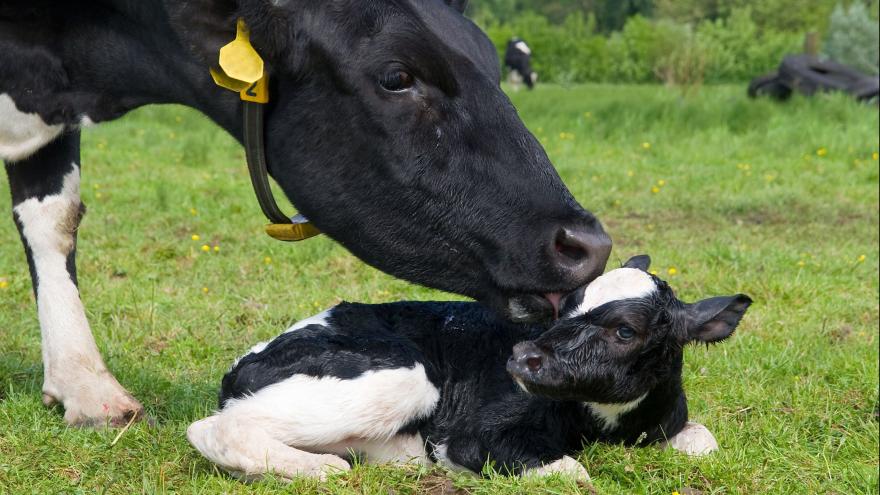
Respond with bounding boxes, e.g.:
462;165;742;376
572;268;657;316
0;94;64;162
585;392;648;431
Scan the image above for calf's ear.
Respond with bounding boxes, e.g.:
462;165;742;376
685;294;752;343
623;255;651;271
444;0;469;13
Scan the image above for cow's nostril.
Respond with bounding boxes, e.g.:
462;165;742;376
525;355;542;372
554;228;589;263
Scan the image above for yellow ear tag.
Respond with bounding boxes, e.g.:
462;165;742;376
218;18;264;85
210;67;251;92
240;75;269;103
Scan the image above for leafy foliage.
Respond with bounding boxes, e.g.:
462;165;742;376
824;2;880;74
475;0;877;84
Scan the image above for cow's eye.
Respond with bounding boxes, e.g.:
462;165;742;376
379;70;414;93
616;326;635;341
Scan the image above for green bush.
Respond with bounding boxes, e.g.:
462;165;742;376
481;8;805;84
824;2;880;74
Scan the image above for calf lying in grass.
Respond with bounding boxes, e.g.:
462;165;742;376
188;255;751;481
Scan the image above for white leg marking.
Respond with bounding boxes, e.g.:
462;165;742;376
523;456;590;481
190;365;439;479
0;94;64;162
585;392;648;431
187;415;350;482
662;421;719;456
323;433;430;465
14;164;142;425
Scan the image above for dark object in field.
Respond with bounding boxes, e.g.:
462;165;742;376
748;55;879;103
504;37;537;89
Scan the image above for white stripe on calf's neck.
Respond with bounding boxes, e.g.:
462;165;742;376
585;393;648;431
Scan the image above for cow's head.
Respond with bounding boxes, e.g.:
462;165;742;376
507;256;752;402
173;0;611;321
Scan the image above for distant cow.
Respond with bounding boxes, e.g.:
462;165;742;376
187;255;752;481
505;37;537;90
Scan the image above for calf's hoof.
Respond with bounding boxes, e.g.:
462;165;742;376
663;421;719;456
524;455;591;482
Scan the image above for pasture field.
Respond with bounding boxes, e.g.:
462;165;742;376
1;84;877;494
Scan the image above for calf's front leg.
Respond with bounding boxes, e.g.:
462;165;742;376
5;132;143;427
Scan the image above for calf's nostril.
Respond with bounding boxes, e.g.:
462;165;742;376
525;355;542;372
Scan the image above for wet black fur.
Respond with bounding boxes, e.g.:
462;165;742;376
1;0;610;319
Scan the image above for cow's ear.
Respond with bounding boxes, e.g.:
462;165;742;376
167;0;238;66
623;255;651;271
445;0;469;13
168;0;291;67
684;294;752;343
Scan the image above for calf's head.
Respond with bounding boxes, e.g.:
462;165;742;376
508;255;752;403
176;0;610;321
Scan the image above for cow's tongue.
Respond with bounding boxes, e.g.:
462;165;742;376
543;292;562;320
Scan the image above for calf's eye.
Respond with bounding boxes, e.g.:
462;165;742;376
616;326;635;341
379;70;414;92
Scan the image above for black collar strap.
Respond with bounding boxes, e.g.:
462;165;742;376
211;19;321;242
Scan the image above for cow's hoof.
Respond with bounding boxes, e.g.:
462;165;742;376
524;455;591;482
662;421;719;456
43;374;145;428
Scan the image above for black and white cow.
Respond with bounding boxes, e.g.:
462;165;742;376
1;1;611;426
504;37;537;90
187;256;752;481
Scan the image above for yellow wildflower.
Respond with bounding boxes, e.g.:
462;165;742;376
191;234;200;241
627;170;635;177
667;267;678;276
764;174;776;182
657;179;666;186
201;244;210;252
95;192;103;199
641;142;651;150
0;279;8;290
213;245;220;252
816;147;828;157
651;186;661;194
649;269;658;275
189;208;198;216
263;256;272;264
202;287;209;294
873;152;879;161
797;260;806;267
857;254;866;262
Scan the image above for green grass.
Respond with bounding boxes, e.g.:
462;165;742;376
1;84;877;494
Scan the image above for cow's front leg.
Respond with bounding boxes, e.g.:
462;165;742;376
5;132;144;427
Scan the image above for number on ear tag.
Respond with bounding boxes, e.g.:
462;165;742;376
218;19;264;85
241;76;269;103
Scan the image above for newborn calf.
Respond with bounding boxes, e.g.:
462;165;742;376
188;255;751;481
